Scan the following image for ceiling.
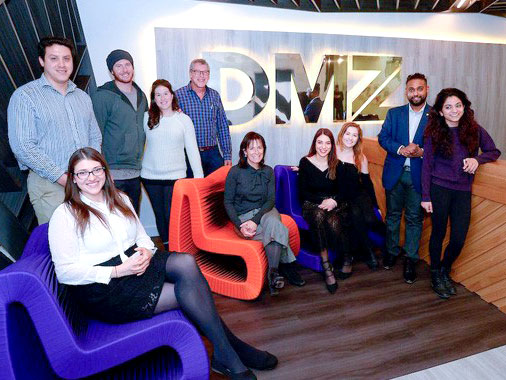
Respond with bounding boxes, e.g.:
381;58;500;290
198;0;506;17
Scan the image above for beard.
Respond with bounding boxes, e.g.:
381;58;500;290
408;95;426;107
112;71;133;84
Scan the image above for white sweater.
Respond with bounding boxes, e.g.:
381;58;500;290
141;112;204;180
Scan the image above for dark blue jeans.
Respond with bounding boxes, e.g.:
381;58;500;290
115;177;141;214
385;170;423;260
186;146;224;178
141;178;176;245
428;183;472;271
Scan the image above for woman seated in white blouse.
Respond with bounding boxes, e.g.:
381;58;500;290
49;147;276;380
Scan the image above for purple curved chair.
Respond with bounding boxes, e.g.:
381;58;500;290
0;224;209;380
274;165;385;272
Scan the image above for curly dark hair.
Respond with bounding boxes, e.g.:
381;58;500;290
148;79;180;129
424;88;479;157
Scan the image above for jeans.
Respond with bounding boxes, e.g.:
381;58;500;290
385;170;423;259
428;183;472;271
141;178;176;245
186;146;224;177
114;177;141;214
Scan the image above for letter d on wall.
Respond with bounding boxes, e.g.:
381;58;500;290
203;52;269;126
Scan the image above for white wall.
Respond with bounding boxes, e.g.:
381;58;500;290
76;0;506;235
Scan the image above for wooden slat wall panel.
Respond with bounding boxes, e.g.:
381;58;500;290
364;137;506;314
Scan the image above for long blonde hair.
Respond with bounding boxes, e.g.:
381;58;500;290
336;122;364;172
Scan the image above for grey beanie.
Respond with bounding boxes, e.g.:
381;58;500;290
106;49;134;72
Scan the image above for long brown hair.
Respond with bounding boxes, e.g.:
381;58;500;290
307;128;338;180
336;122;364;172
148;79;180;129
424;88;479;157
238;131;266;168
65;147;136;235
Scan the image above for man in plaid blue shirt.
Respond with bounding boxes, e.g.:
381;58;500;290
176;59;232;176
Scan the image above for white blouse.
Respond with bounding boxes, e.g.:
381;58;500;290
48;193;155;285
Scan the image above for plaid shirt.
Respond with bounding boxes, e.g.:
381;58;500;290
175;83;231;160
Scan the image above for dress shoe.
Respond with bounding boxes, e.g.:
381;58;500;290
211;357;257;380
430;270;450;299
383;252;397;269
268;268;284;296
440;267;457;296
403;258;417;284
279;262;306;286
241;350;278;370
365;248;379;270
337;256;353;280
321;259;338;294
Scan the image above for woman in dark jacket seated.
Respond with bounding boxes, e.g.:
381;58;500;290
297;128;350;294
335;122;385;277
49;147;278;380
224;132;304;296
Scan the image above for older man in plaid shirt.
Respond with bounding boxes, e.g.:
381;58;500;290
176;58;232;176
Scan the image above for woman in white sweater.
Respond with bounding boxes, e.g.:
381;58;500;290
141;79;203;248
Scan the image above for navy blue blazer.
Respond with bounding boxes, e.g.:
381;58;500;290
378;103;431;194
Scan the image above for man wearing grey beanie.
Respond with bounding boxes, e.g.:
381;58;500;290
92;49;148;213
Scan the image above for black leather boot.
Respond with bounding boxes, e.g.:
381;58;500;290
431;269;450;299
403;257;417;284
365;247;379;270
440;267;457;296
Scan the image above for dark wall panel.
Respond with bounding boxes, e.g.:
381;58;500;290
6;0;42;79
44;0;64;37
25;0;53;38
58;0;74;43
0;5;34;86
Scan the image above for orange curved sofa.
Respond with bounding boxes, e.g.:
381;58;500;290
169;166;300;300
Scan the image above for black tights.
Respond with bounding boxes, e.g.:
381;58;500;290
154;253;265;372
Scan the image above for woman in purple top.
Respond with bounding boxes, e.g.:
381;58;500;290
421;88;501;299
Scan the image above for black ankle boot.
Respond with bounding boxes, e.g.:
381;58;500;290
440;267;457;296
365;248;379;270
268;268;284;296
431;270;450;299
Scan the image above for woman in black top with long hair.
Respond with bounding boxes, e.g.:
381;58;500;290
335;122;385;277
298;128;349;294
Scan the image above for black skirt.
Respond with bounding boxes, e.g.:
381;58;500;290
70;246;170;323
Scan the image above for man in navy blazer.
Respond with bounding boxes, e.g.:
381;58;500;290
378;73;430;284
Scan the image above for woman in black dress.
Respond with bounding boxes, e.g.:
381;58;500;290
49;147;277;380
336;122;384;277
298;128;349;294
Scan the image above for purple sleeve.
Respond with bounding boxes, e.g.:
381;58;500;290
421;135;434;202
475;126;501;164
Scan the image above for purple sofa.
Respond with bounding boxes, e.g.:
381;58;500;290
0;224;209;380
274;165;384;272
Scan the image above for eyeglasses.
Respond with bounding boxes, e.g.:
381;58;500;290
73;167;106;180
191;69;210;76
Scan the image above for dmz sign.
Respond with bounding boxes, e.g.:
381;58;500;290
203;52;402;126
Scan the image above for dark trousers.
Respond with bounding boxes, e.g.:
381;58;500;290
186;146;224;178
429;183;472;271
349;192;384;252
141;178;176;245
115;177;141;214
385;170;423;259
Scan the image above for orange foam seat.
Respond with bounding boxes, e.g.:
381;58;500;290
169;166;299;300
